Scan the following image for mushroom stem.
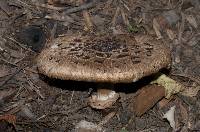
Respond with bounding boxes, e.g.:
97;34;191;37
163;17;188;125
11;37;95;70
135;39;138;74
89;83;119;109
97;83;114;100
97;88;115;101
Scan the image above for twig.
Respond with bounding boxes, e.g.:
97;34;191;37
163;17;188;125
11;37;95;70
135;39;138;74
5;36;34;52
0;68;23;88
121;7;130;26
111;6;120;26
0;58;18;67
34;3;66;11
62;0;98;15
175;12;185;63
0;58;38;74
50;21;58;40
139;128;157;132
119;0;130;11
26;79;45;99
178;12;185;42
70;90;75;104
171;73;200;85
98;112;116;126
76;0;93;31
15;0;31;8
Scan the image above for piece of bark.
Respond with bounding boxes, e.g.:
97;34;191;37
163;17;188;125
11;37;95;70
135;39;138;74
132;84;165;116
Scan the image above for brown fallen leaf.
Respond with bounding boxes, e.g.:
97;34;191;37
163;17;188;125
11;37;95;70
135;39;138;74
153;10;180;40
180;86;200;97
158;96;174;109
131;84;165;116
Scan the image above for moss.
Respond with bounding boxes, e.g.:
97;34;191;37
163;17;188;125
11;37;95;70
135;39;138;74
127;24;140;33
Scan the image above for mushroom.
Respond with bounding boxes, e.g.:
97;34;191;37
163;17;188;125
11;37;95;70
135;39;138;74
36;34;171;109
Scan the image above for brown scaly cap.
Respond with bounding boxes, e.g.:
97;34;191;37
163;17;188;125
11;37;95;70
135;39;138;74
36;34;171;83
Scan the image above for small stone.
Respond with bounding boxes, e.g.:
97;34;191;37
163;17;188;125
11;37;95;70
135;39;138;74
75;120;102;132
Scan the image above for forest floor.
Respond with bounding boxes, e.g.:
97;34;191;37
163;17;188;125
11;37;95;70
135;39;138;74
0;0;200;131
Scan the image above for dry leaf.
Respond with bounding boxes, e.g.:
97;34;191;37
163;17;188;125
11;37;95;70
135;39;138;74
180;86;200;97
166;29;176;40
153;18;162;39
133;84;165;116
186;15;198;28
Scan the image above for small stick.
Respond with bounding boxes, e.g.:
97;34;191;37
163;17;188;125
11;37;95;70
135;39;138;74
98;111;116;126
121;7;130;26
63;0;98;15
70;90;75;104
0;58;18;67
15;0;31;8
48;21;58;47
176;12;185;63
0;68;23;88
119;0;130;11
27;79;45;99
171;73;200;85
34;3;66;11
79;0;93;31
0;58;38;74
111;6;121;26
5;36;34;52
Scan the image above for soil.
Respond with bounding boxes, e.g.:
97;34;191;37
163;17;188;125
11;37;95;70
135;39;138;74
0;0;199;131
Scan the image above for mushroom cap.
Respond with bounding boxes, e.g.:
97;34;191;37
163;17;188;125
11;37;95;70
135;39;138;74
37;34;171;83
